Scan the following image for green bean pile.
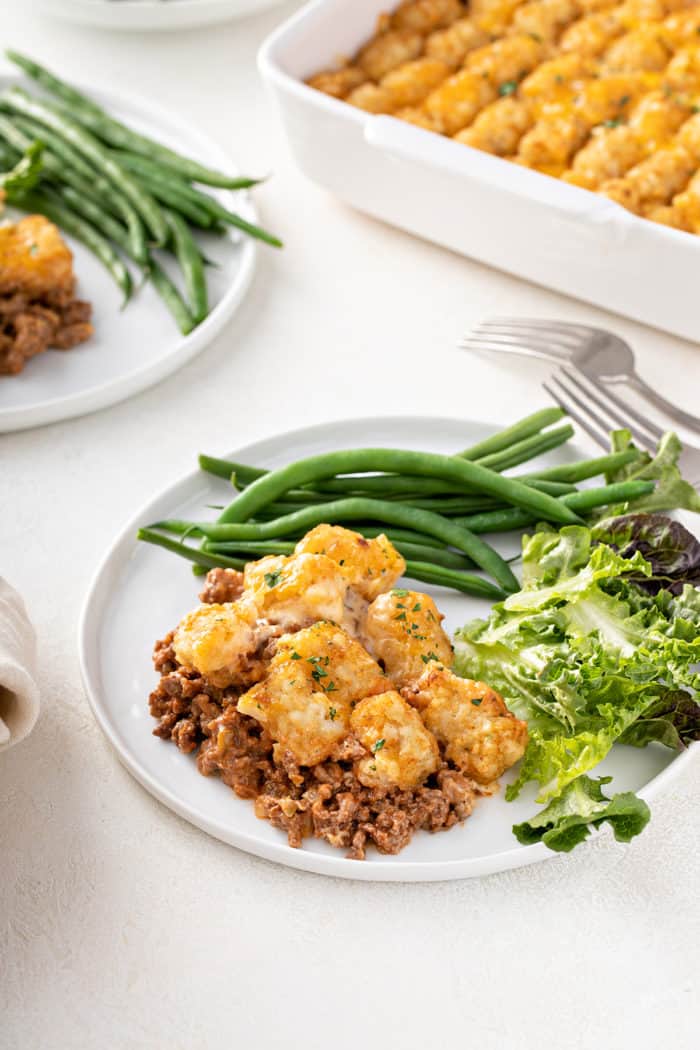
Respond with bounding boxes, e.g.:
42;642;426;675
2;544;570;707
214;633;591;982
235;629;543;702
0;50;281;333
138;407;656;600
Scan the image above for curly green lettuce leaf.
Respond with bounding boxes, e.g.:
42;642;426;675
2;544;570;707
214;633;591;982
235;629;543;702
520;525;593;588
602;430;700;516
454;526;700;806
592;513;700;594
506;527;651;620
512;775;651;852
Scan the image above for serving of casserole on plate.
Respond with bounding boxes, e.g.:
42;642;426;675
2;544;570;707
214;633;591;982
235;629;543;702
259;0;700;341
79;416;697;881
149;526;528;860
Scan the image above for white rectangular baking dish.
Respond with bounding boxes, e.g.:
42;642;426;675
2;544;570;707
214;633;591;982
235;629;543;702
259;0;700;342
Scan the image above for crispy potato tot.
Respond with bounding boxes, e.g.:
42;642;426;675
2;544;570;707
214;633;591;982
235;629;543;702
238;622;386;766
404;665;528;784
364;589;453;688
351;690;440;790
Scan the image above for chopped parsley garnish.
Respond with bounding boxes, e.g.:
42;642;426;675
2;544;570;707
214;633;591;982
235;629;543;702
602;118;622;128
264;571;282;588
372;739;385;754
290;651;301;660
617;94;630;107
311;666;328;682
412;603;422;612
499;80;517;96
395;611;407;622
471;698;483;706
325;681;337;693
392;589;409;598
421;651;439;664
328;706;337;721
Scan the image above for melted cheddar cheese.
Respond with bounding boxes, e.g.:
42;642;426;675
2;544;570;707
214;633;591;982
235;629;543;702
308;0;700;233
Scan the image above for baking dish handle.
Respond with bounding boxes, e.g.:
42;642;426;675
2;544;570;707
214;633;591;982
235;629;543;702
364;115;629;235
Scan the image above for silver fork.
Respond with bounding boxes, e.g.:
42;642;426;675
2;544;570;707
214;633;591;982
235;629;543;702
462;319;700;434
543;367;700;488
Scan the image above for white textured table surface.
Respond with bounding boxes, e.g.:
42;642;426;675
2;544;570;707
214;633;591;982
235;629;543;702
1;4;699;1048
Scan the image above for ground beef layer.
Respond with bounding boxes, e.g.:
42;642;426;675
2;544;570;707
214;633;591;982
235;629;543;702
149;576;486;860
0;283;93;376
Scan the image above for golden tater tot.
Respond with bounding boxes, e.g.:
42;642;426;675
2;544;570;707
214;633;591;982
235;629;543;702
357;28;424;80
307;67;366;99
390;0;464;34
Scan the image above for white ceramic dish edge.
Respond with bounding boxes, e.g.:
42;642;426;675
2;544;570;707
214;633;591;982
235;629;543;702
77;414;700;882
258;0;700;343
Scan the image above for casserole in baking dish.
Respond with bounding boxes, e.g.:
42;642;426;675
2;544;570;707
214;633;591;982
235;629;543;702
259;0;700;341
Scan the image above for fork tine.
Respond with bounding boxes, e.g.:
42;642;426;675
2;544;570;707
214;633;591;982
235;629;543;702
558;367;659;454
471;325;578;352
562;367;665;445
542;376;611;452
462;332;572;359
485;318;594;338
479;321;583;347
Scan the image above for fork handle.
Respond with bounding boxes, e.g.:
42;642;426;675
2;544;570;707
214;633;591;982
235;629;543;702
625;373;700;434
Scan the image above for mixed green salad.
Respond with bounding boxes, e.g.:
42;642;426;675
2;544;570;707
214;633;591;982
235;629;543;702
455;512;700;852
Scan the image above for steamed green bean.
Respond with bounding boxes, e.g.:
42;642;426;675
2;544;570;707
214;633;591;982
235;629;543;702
165;210;207;323
3;87;168;244
5;50;256;189
216;450;583;528
159;495;519;591
457;407;566;459
454;479;656;533
474;424;574;472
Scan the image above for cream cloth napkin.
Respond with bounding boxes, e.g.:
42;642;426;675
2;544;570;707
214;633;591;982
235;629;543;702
0;577;39;752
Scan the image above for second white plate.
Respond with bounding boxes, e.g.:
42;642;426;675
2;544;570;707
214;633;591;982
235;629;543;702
77;416;696;881
37;0;286;31
0;71;258;433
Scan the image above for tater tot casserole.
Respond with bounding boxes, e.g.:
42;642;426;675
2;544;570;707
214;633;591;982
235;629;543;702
308;0;700;234
150;525;528;859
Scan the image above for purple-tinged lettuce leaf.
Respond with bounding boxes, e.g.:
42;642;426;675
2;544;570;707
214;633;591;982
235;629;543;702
618;689;700;749
592;513;700;594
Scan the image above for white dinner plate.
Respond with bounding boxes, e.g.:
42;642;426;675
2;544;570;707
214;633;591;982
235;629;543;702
37;0;285;31
78;416;698;881
0;71;257;433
